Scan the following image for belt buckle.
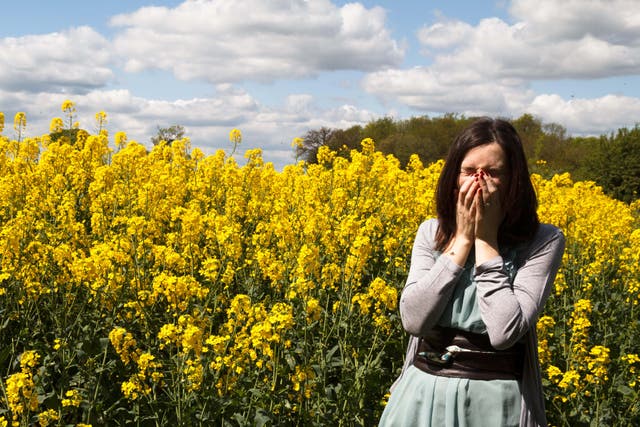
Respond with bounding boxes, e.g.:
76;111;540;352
418;349;454;367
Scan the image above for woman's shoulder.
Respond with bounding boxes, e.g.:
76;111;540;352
414;218;440;246
535;223;565;243
417;217;439;236
523;223;566;255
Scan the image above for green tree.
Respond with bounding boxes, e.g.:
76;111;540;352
512;113;544;162
151;125;186;146
49;128;89;146
295;127;335;163
362;117;396;143
589;127;640;203
292;113;637;203
559;136;600;182
326;125;364;156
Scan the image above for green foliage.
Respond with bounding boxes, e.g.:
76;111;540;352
300;114;474;169
295;127;335;163
587;127;640;203
151;125;186;146
298;113;639;203
49;128;90;146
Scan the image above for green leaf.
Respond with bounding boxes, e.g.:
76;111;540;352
617;384;636;397
0;345;11;367
254;408;272;427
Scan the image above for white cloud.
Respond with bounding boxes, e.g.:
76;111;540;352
510;0;640;44
363;0;640;131
110;0;404;83
284;94;314;114
0;27;114;93
416;11;640;81
0;85;380;169
528;94;640;134
417;19;473;50
5;0;640;168
362;66;534;115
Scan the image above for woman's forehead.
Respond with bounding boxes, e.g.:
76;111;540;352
460;142;506;168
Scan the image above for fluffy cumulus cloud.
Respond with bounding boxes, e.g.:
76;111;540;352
0;1;401;168
110;0;404;83
364;0;640;134
0;27;114;93
419;2;640;81
362;65;536;116
510;0;640;45
5;0;640;166
528;94;640;135
417;19;474;50
0;83;378;168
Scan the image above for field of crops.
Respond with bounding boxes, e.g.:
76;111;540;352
0;108;638;426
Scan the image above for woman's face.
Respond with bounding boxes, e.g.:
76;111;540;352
457;142;508;192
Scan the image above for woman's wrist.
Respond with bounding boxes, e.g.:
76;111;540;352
446;236;473;267
474;238;499;265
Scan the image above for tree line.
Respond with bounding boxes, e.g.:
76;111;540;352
294;113;640;204
46;115;638;204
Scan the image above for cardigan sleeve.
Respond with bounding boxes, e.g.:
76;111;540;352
399;219;465;336
474;224;565;350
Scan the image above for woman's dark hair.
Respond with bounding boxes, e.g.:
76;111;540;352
434;117;539;251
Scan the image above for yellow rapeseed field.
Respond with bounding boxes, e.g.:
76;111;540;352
0;104;638;426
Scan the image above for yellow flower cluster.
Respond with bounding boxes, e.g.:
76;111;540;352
207;295;295;393
533;171;640;423
0;103;638;425
569;298;593;359
109;326;139;365
622;354;640;387
4;351;40;423
620;228;640;305
586;345;611;385
547;366;582;402
536;315;555;366
290;365;316;402
352;277;398;333
534;173;635;293
61;390;83;407
37;409;59;427
120;351;163;400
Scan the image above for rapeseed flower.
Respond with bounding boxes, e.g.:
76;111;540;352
229;128;242;155
13;112;26;140
109;327;139;364
61;389;82;407
586;345;610;385
0;106;637;425
37;409;59;426
622;354;640;387
50;117;64;133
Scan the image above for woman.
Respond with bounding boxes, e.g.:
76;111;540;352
379;118;565;427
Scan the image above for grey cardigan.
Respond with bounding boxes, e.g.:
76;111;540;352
393;219;565;427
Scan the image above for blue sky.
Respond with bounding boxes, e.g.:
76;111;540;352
2;0;640;168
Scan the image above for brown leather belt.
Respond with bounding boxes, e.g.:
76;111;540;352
413;327;524;381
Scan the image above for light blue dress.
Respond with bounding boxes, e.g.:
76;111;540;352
378;255;522;427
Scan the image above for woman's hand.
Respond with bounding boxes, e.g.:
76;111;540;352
455;173;479;243
445;175;478;266
474;170;504;263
